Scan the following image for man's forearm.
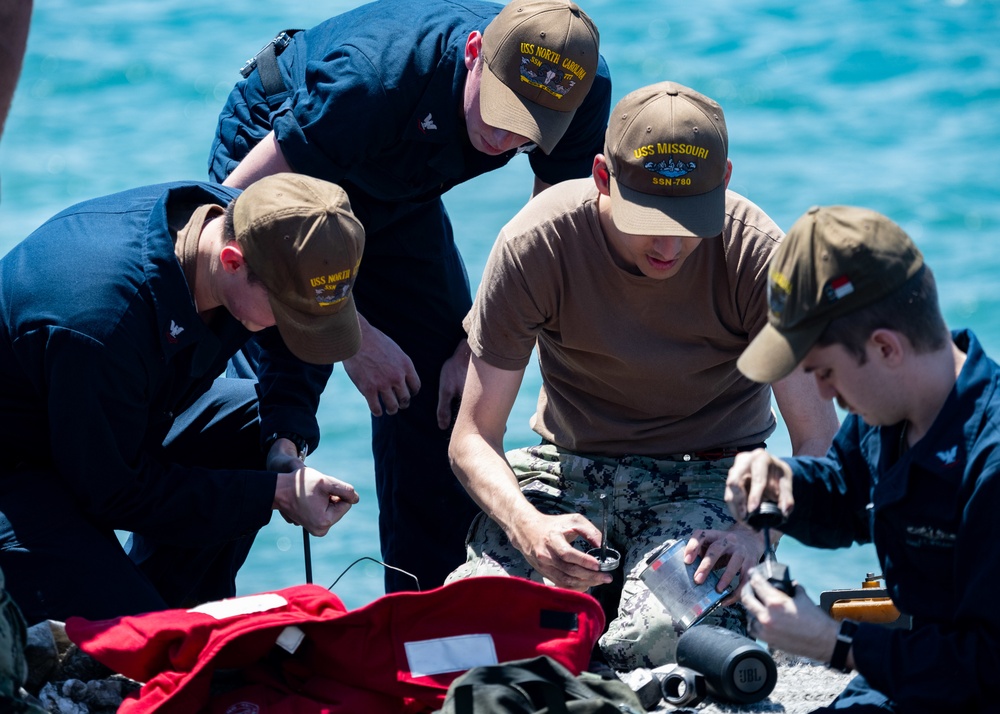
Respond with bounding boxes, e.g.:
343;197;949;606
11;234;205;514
449;435;533;535
223;131;293;189
0;0;33;140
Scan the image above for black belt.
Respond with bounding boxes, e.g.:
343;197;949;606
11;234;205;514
664;443;765;462
239;30;301;106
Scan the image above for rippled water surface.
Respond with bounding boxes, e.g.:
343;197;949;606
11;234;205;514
2;0;997;607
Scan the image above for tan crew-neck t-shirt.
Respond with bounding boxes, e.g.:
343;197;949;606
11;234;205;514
465;178;783;457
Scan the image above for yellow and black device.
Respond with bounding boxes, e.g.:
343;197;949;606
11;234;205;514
819;573;912;629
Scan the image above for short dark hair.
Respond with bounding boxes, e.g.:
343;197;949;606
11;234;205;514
815;264;948;363
224;199;264;287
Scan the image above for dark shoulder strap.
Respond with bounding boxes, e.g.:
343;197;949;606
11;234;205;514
244;29;302;108
256;40;287;105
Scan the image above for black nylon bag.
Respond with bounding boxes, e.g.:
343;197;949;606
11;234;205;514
435;655;646;714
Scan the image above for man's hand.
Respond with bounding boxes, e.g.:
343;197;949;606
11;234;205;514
437;339;472;429
507;510;613;592
742;570;841;664
273;467;359;537
726;448;795;522
343;315;420;417
683;524;765;604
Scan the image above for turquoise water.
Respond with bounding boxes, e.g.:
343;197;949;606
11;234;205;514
1;0;998;610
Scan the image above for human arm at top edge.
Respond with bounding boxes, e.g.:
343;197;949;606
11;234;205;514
0;0;32;141
772;365;840;456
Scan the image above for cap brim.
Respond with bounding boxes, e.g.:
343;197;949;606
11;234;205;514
609;179;726;238
269;294;362;365
737;320;828;384
479;64;575;155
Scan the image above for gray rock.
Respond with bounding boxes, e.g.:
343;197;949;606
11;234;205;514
37;676;141;714
24;621;62;690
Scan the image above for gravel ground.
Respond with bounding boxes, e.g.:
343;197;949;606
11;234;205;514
638;650;855;713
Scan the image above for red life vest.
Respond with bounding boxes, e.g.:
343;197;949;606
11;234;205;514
66;576;605;714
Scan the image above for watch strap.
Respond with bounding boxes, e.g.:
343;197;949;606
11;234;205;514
829;619;859;673
264;431;309;460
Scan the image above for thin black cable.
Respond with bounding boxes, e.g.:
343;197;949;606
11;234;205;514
327;556;420;592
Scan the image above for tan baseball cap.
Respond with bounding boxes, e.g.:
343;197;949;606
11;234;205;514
233;173;365;365
738;205;925;383
480;0;600;155
604;82;729;238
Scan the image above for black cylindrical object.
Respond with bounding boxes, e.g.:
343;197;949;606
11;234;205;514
675;624;777;704
654;665;707;707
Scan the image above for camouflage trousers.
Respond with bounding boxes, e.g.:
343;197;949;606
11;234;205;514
446;443;747;671
1;568;47;714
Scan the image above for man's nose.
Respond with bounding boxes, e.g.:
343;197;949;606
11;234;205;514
493;128;528;152
652;235;682;256
814;377;837;401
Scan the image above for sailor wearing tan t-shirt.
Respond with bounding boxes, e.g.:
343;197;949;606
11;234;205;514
445;82;839;670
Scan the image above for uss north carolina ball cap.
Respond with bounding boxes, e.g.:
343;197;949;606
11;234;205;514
233;173;365;365
737;205;925;383
480;0;600;155
604;82;730;238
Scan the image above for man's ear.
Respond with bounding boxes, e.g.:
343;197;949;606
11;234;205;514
464;31;483;70
870;328;906;366
219;243;246;275
592;154;611;196
723;159;733;189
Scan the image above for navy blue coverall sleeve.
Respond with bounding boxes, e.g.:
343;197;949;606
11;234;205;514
253;326;331;452
18;324;276;549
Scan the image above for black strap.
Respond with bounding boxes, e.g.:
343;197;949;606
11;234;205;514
256;41;287;105
453;679;570;714
241;30;302;107
829;619;859;673
535;681;570;714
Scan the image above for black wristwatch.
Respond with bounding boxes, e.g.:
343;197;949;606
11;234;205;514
264;431;309;460
829;619;859;673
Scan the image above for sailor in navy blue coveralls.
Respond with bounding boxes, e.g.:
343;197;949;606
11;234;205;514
209;0;612;591
774;330;1000;712
0;182;349;624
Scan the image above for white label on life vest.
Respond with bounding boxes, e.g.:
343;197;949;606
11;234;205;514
275;625;305;654
188;592;289;620
404;634;498;677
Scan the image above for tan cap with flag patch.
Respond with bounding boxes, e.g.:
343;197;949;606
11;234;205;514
738;205;924;383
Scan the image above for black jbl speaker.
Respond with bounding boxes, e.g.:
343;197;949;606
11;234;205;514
675;624;777;704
